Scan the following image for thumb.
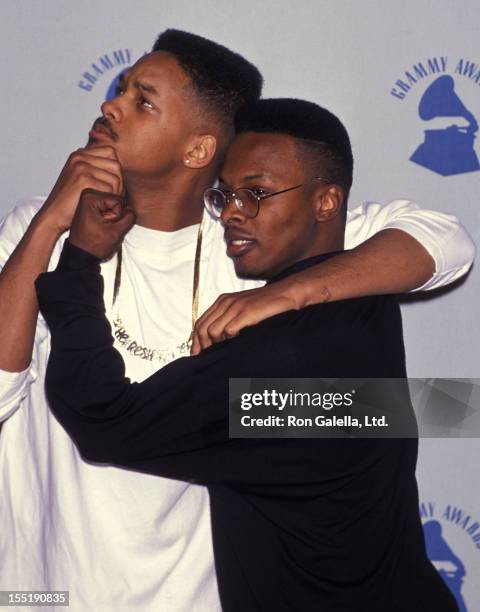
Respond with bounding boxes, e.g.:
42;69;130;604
114;207;136;236
100;201;123;221
90;193;124;219
190;330;201;355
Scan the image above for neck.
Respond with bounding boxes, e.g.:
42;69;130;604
267;246;345;285
280;228;344;277
308;233;344;258
124;168;216;231
265;229;345;281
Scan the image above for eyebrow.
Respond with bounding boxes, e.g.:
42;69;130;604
118;73;160;97
219;173;272;185
133;79;160;97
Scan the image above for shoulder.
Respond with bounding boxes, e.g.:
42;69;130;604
308;295;405;376
0;197;47;233
345;199;420;248
346;199;418;224
312;293;401;327
0;196;70;267
242;295;405;377
296;294;403;346
254;294;400;334
0;197;50;267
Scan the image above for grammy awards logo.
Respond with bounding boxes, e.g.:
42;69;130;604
421;500;480;612
77;48;147;100
423;520;468;611
390;56;480;177
78;49;134;94
410;76;480;176
106;69;129;101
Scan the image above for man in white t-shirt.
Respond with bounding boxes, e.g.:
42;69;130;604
0;29;475;612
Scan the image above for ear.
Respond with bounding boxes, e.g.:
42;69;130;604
183;135;217;169
313;185;344;223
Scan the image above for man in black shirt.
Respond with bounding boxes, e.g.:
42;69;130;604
36;99;457;611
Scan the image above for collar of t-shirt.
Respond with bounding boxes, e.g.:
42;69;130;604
123;221;200;256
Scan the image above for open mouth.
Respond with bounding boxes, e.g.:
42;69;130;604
226;239;256;257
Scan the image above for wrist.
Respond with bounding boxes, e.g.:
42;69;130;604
56;240;102;272
282;275;310;310
286;268;334;308
33;207;69;238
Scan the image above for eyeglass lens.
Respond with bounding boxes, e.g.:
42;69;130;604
207;189;259;218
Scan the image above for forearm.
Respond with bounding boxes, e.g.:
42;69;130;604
299;229;435;306
0;210;63;371
346;200;475;290
36;242;262;483
36;241;123;413
36;242;200;451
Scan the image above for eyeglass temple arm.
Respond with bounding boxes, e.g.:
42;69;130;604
260;177;331;202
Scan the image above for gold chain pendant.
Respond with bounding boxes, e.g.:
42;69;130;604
112;315;193;364
111;213;205;364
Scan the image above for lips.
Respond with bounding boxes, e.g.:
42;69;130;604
89;119;116;141
225;231;257;258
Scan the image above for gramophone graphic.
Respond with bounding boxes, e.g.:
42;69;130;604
423;520;467;612
106;68;129;101
410;75;480;176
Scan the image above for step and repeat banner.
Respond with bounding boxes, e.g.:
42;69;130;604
2;1;479;609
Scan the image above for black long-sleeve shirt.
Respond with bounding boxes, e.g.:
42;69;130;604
35;241;457;612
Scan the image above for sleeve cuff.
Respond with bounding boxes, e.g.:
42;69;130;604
382;217;475;291
0;366;37;422
57;240;102;272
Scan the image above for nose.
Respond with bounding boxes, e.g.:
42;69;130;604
101;97;122;123
220;195;248;227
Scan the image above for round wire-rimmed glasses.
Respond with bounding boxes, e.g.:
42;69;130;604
203;177;331;219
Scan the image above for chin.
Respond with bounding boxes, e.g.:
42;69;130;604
233;261;269;281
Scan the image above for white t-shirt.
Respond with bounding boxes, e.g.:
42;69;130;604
0;197;474;612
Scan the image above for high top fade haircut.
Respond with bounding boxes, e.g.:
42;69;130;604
235;98;354;211
153;29;263;134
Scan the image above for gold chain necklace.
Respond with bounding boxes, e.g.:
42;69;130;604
111;215;205;365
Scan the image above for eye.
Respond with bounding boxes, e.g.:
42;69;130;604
114;84;125;97
138;95;154;110
251;188;269;197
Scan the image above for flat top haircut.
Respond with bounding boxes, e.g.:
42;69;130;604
153;29;263;131
235;98;354;206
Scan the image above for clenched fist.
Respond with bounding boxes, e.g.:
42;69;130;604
68;189;136;260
